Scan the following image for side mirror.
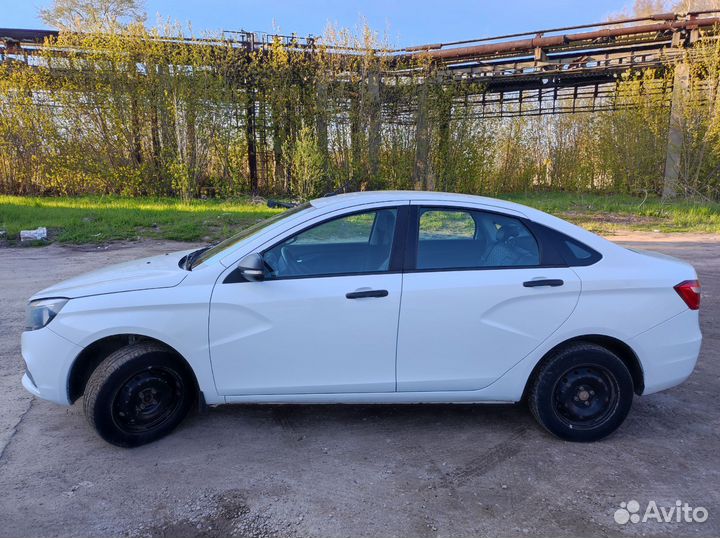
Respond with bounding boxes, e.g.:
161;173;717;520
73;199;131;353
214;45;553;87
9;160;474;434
237;253;265;282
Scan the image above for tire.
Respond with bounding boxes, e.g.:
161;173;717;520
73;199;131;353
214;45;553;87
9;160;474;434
83;342;195;447
528;342;634;442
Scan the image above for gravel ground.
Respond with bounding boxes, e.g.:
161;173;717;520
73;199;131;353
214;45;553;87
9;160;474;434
0;235;718;538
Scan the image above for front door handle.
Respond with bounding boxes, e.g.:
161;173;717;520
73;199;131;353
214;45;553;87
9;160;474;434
346;289;389;299
523;279;564;288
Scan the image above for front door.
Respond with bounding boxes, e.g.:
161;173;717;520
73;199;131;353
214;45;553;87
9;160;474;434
209;206;404;396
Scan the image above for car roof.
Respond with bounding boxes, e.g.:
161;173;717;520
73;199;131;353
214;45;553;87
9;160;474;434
309;190;528;213
309;190;622;256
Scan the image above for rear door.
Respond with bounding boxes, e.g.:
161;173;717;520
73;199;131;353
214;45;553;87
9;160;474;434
396;204;581;392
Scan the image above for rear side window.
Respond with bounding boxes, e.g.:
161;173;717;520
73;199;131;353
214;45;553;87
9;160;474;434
529;222;602;267
556;235;602;266
416;208;540;270
419;210;476;240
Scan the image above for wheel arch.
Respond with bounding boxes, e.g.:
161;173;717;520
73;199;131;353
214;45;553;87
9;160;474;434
522;334;644;400
67;334;200;404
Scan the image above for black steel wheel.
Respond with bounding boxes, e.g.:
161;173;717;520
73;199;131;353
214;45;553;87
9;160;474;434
111;366;185;434
84;342;195;447
552;365;619;429
528;342;634;442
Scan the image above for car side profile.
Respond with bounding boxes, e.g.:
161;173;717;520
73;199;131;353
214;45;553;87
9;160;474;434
21;191;702;447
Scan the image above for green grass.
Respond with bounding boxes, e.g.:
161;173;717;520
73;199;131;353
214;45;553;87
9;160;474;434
0;195;282;244
501;192;720;234
0;192;718;246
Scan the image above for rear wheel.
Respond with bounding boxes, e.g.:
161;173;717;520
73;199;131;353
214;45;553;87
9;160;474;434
528;343;634;442
84;342;194;447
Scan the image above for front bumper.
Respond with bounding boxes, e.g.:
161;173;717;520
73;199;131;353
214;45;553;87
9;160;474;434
21;327;83;405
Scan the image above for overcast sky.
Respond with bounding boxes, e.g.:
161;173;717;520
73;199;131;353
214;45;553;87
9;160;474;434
6;1;634;47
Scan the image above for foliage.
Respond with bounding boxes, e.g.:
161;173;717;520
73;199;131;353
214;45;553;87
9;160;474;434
40;0;146;32
0;194;280;243
674;37;720;199
1;18;720;200
284;125;325;200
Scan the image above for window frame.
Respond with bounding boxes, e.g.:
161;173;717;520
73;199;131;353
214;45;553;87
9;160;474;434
225;205;409;282
404;205;567;273
222;202;602;283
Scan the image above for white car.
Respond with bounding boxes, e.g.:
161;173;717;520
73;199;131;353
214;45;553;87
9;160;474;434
21;191;702;447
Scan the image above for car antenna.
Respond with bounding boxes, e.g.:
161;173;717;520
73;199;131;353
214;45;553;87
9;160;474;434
267;199;299;209
324;179;354;197
266;178;355;208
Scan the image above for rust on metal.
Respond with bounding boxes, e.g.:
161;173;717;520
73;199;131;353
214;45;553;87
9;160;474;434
400;16;720;60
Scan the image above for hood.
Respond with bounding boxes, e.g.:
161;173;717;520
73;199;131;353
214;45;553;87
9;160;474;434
32;250;193;300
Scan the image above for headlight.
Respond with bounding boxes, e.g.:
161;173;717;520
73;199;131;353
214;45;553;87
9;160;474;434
25;298;69;331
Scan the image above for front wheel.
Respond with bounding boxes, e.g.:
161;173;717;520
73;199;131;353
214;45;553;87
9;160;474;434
528;343;634;442
84;343;195;447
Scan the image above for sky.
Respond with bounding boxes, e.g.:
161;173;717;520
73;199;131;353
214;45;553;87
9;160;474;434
4;0;635;47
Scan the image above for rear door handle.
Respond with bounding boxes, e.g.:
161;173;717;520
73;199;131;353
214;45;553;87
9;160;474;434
523;279;564;288
346;289;389;299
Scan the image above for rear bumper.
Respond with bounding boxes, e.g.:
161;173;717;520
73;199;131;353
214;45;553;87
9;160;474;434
631;309;702;395
22;372;41;397
21;327;82;405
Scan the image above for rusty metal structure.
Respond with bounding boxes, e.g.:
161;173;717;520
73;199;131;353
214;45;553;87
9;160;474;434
1;10;719;193
3;11;719;116
397;11;720;118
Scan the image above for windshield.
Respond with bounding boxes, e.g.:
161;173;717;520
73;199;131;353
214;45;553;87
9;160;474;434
190;202;313;269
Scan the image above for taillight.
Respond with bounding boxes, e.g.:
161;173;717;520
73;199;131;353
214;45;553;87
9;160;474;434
674;280;701;310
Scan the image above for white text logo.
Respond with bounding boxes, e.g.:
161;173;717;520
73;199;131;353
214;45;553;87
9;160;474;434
614;500;708;525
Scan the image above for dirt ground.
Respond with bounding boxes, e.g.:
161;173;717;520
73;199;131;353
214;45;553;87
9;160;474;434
0;234;718;538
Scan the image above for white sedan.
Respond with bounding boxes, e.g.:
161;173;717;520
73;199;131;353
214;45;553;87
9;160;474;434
21;191;702;446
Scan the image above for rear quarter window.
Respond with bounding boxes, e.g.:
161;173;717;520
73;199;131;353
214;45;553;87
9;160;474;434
557;235;602;266
526;221;602;267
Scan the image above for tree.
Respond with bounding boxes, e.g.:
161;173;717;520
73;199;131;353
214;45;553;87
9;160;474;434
39;0;146;32
673;0;720;12
608;0;720;22
285;125;325;200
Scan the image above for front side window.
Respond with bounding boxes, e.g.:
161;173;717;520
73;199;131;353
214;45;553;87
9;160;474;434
416;208;540;270
191;202;313;268
263;208;398;279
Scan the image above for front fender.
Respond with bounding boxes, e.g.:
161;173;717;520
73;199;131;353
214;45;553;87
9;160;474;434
49;285;221;404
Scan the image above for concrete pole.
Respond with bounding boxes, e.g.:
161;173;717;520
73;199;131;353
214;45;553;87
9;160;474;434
245;35;259;196
436;94;452;192
662;63;690;200
367;70;381;187
350;91;362;189
413;82;431;191
316;82;329;160
246;96;258;196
